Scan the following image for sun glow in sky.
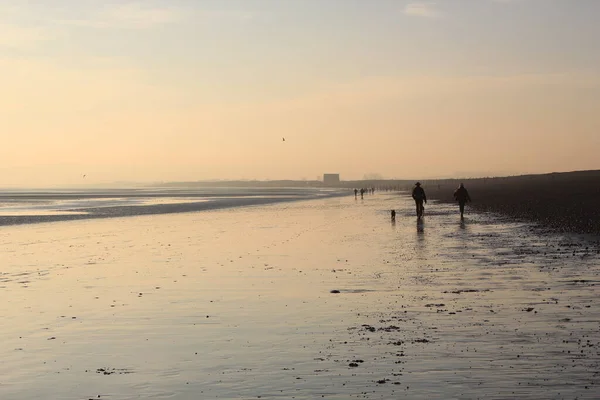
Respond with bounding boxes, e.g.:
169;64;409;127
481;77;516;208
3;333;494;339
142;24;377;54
1;0;599;186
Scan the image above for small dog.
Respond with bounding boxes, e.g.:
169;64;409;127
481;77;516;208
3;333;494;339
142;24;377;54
391;210;396;221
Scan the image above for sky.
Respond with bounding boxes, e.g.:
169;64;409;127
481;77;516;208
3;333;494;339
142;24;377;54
1;0;599;186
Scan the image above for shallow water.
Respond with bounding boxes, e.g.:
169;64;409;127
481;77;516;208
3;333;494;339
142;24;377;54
1;193;599;399
0;188;341;225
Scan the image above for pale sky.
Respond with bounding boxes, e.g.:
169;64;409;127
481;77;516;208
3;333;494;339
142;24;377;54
1;0;599;186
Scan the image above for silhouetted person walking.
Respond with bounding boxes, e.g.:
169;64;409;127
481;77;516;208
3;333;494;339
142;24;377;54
360;188;365;199
453;183;471;219
412;182;427;218
354;188;358;198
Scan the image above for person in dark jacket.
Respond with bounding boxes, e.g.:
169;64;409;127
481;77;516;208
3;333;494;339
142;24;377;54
411;182;427;218
453;183;471;219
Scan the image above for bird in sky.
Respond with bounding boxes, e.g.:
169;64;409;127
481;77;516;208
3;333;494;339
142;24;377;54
83;174;86;178
282;137;285;142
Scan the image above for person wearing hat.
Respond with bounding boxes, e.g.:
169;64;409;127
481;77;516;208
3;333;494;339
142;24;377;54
411;182;427;218
453;183;472;219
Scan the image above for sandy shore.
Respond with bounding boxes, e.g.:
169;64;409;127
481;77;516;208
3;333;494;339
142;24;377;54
1;193;600;399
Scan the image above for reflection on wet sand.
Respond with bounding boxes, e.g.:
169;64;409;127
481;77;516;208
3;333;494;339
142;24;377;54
2;193;600;399
416;218;425;234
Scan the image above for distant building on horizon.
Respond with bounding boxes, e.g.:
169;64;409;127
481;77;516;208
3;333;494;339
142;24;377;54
323;174;340;186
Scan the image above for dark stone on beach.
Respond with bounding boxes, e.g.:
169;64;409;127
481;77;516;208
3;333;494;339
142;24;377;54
330;290;340;293
524;307;535;312
349;363;359;367
361;324;376;332
450;289;484;294
96;367;133;376
379;325;400;332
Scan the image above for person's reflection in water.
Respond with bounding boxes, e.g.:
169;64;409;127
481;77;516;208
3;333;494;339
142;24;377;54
415;218;426;254
457;216;471;248
416;219;425;236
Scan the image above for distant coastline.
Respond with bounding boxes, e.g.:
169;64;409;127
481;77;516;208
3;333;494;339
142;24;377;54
148;169;600;191
2;170;598;233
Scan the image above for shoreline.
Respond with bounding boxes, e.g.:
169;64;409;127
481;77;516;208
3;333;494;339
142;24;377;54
0;189;348;227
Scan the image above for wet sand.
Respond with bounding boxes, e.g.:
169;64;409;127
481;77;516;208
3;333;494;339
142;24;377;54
1;193;600;399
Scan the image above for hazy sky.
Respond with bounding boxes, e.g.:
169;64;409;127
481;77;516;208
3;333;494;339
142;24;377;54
1;0;599;186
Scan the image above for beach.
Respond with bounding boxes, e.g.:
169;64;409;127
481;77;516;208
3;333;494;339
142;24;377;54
1;191;600;399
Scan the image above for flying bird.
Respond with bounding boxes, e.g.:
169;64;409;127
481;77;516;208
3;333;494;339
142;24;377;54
282;137;285;142
83;174;86;178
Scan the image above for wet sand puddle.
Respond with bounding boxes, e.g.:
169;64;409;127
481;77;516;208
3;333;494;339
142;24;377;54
1;194;599;399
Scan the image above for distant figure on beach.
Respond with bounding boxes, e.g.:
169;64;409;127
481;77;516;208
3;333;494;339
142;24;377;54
354;188;358;198
391;210;396;222
360;188;365;199
453;183;472;219
412;182;427;218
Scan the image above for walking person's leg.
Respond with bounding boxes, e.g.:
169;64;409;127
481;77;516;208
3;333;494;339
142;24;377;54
459;201;465;218
416;200;423;217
